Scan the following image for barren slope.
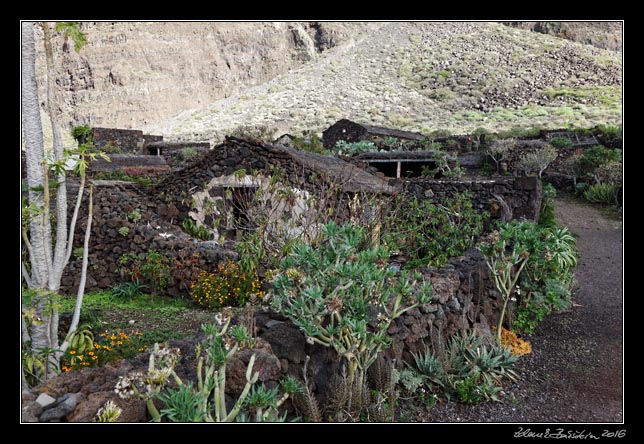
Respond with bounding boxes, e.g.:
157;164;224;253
144;22;621;146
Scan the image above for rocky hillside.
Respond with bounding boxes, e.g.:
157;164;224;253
143;22;621;146
34;22;375;131
503;22;623;52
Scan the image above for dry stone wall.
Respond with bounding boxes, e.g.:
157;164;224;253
60;181;237;296
396;176;542;222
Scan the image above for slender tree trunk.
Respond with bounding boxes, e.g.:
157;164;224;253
22;22;48;289
43;22;70;289
22;22;57;378
58;185;93;356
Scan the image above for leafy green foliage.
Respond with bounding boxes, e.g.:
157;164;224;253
159;382;207;422
127;210;142;223
179;147;198;161
61;328;145;372
190;261;264;310
271;222;432;417
549;136;573;149
292;133;328;154
119;251;172;297
408;330;518;404
112;280;148;298
423;150;463;178
593;124;622;139
497;127;541;139
383;192;487;268
55;22;87;52
93;169;155;187
152;316;296;423
71;124;93;143
514;279;572;333
335;140;378;156
584;183;615;205
488;221;578;334
230;124;277;142
538;182;557;228
182;218;213;240
579;145;621;173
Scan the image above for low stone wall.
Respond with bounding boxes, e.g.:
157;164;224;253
89;154;169;175
42;245;503;422
145;142;211;168
254;246;502;401
91;127;164;154
395;176;542;222
60;181;237;296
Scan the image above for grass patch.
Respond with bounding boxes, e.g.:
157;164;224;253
543;85;622;107
55;291;213;343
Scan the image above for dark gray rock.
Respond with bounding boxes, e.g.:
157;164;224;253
261;320;307;365
40;393;83;422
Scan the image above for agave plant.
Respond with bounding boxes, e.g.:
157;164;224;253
546;226;578;272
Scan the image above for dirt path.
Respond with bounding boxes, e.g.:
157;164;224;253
426;196;623;422
544;195;623;422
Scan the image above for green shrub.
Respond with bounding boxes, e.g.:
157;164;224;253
514;279;572;333
180;147;199;161
549;137;573;149
538;183;557;228
497;127;541;139
335;140;377;156
127;210;142;223
409;330;518;404
271;222;432;417
118;250;172;297
575;181;589;196
292;133;328;155
490;221;578;334
61;328;145;372
517;144;558;178
230;124;277;142
190;261;264;310
71;124;93;143
584;183;615;204
580;145;621;173
383;192;487;268
486;138;515;174
593;124;622;139
93;169;154;187
182;218;213;241
112;280;148;298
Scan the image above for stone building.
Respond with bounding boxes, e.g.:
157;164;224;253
322;119;426;150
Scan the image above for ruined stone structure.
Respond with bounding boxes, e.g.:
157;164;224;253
322;119;426;150
398;176;542;222
91;127;163;154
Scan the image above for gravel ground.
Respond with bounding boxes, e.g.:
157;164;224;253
418;195;623;424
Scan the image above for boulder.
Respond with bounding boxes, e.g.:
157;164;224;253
35;393;56;408
67;392;147;423
260;320;307;365
40;393;83;422
21;398;43;423
226;338;281;394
